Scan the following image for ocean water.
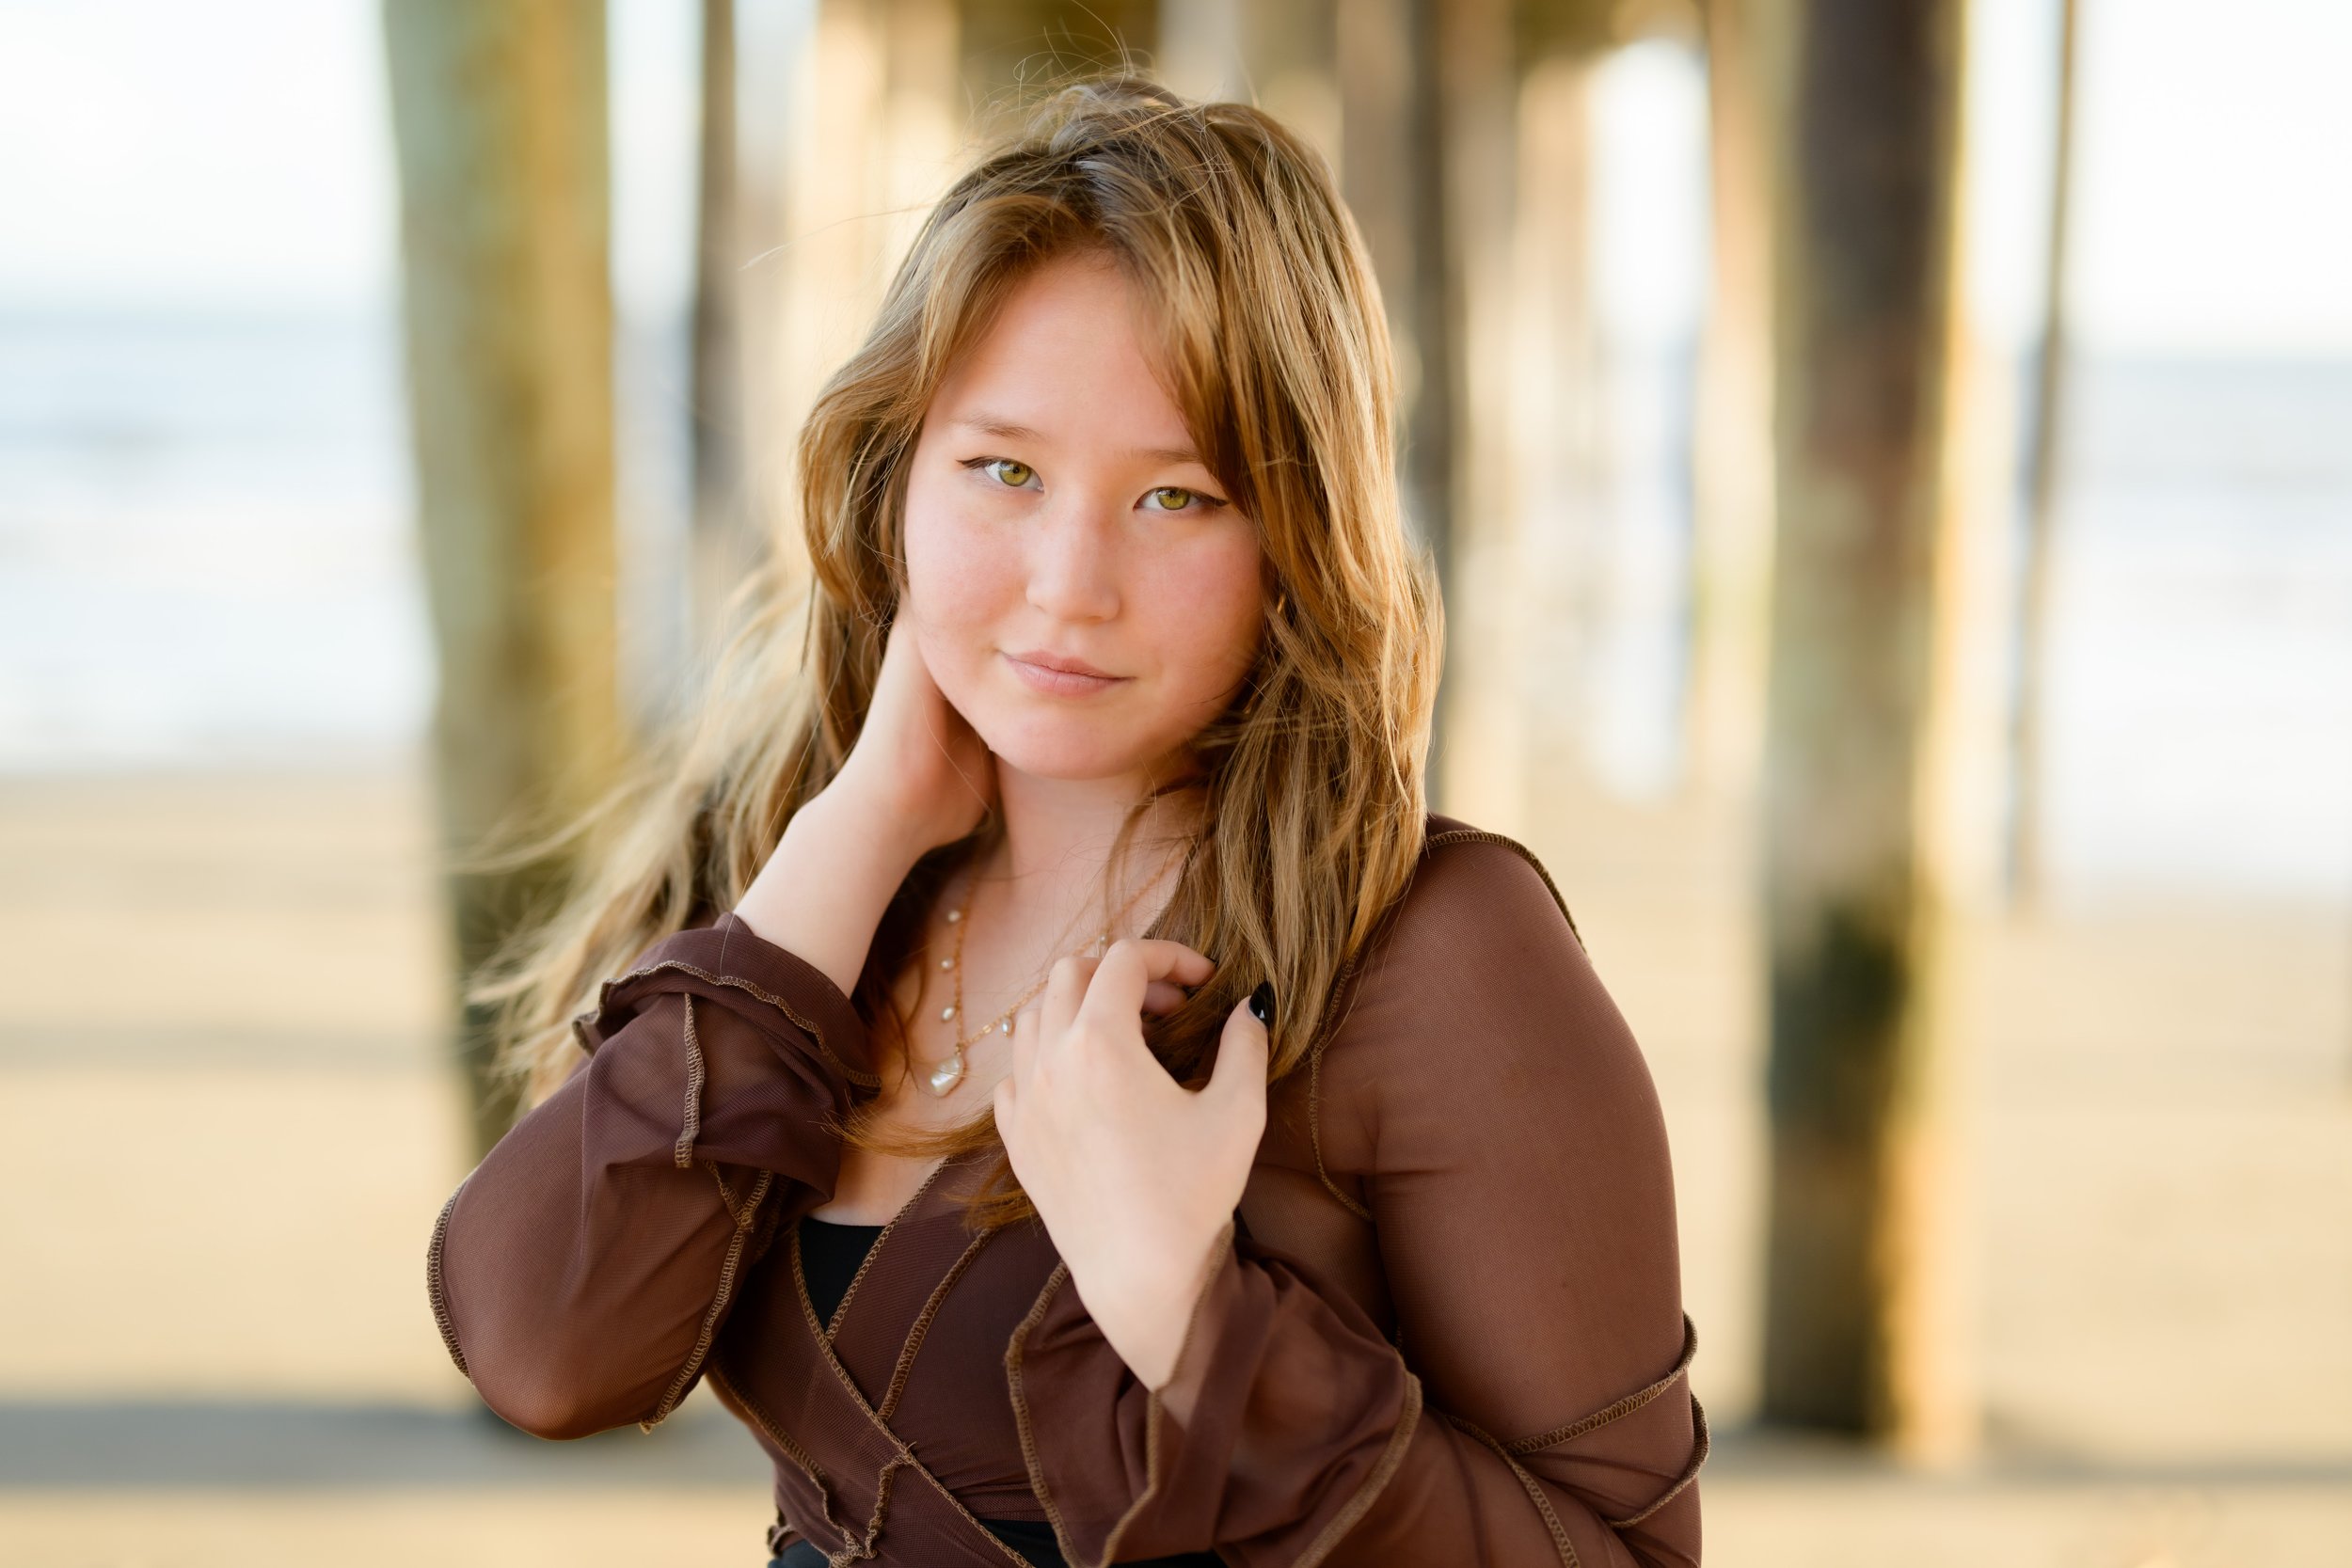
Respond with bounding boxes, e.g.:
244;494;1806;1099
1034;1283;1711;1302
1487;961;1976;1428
0;309;426;769
0;306;692;774
2042;357;2352;901
2;309;2347;900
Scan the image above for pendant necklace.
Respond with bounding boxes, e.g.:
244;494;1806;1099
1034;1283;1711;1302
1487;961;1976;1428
921;857;1170;1096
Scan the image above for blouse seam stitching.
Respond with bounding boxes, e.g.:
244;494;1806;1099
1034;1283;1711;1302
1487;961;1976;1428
644;1165;772;1429
1030;1222;1232;1568
1421;828;1586;951
1506;1310;1700;1454
1089;1214;1236;1566
900;1455;1041;1566
1442;1410;1582;1568
1002;1259;1079;1557
877;1227;997;1421
1601;1390;1710;1530
596;957;881;1088
708;1359;853;1544
828;1451;913;1563
1294;1368;1425;1568
820;1155;954;1341
786;1206;988;1554
424;1177;471;1377
674;992;707;1167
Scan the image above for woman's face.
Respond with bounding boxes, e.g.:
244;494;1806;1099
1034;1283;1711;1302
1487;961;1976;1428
901;250;1267;784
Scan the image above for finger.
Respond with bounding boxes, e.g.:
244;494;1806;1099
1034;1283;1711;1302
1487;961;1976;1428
1076;939;1214;1036
1206;992;1272;1118
1040;952;1096;1047
992;1070;1017;1133
1009;1003;1041;1083
1139;978;1191;1016
1131;938;1216;986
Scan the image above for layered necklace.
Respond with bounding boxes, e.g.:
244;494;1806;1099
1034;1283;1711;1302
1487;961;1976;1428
918;851;1176;1096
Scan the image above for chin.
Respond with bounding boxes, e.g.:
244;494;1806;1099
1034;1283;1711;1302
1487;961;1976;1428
974;708;1160;782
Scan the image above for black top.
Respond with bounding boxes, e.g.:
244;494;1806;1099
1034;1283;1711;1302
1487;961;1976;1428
796;1211;885;1328
771;1215;1216;1568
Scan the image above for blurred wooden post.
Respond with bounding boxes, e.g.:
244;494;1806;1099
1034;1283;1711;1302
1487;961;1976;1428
1755;0;1979;1460
956;0;1156;119
1511;2;1621;800
1150;0;1512;816
1339;0;1448;649
1688;0;1777;802
1158;0;1341;164
1157;0;1245;98
1428;0;1526;833
1336;0;1514;824
383;0;625;1160
740;0;961;593
2006;0;2079;913
691;0;769;653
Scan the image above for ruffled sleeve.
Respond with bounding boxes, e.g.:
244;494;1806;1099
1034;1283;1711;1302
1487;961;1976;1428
428;910;877;1440
1004;1215;1422;1566
1002;830;1706;1567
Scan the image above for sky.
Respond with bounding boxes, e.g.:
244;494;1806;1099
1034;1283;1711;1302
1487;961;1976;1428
0;0;2348;356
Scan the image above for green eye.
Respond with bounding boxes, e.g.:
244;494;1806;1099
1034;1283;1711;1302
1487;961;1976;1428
985;459;1036;488
1144;486;1196;512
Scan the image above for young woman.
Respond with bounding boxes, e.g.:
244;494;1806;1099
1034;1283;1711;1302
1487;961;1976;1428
429;76;1705;1568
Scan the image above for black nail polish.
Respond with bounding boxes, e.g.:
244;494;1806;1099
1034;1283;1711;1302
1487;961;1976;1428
1248;980;1276;1027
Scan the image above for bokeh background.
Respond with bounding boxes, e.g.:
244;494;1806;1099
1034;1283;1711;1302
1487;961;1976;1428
3;0;2349;1563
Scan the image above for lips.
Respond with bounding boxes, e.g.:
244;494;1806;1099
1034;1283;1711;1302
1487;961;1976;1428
1003;649;1129;697
1008;648;1117;679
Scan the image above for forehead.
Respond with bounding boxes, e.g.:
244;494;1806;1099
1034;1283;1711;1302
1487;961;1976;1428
927;252;1195;451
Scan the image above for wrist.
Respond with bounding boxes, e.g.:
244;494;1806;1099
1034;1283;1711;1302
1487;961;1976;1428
830;752;992;859
732;789;923;998
1068;1218;1232;1393
802;778;928;871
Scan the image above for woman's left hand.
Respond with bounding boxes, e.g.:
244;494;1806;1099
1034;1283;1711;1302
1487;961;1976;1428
993;938;1269;1391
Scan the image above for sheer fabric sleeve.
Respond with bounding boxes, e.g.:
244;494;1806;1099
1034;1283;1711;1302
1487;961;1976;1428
1002;833;1705;1567
426;909;879;1440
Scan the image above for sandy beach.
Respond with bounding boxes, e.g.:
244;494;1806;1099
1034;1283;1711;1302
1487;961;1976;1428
1;761;2346;1564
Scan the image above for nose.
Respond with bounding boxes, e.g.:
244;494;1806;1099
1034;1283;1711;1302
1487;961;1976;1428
1024;492;1122;624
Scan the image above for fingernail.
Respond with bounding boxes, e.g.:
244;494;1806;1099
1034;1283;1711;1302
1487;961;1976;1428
1248;980;1276;1027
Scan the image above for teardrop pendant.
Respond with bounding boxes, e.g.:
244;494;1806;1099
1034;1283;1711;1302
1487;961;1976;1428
926;1044;966;1095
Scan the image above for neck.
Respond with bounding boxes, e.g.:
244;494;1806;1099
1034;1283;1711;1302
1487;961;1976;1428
981;753;1201;928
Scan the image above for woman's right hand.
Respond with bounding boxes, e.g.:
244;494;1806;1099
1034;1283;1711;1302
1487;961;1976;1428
734;614;994;998
828;611;998;860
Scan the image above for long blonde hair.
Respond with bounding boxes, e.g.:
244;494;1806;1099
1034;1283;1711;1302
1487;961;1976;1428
469;73;1442;1226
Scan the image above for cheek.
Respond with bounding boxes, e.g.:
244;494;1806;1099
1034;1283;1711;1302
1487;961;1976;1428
902;472;1014;642
1138;531;1265;701
900;478;1007;727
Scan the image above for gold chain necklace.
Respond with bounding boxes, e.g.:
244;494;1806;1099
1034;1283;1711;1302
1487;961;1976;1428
919;857;1171;1096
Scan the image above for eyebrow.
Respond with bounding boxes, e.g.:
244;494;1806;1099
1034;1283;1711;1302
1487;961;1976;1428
951;414;1204;469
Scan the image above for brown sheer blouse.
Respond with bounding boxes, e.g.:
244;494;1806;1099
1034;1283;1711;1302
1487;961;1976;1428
427;813;1708;1566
